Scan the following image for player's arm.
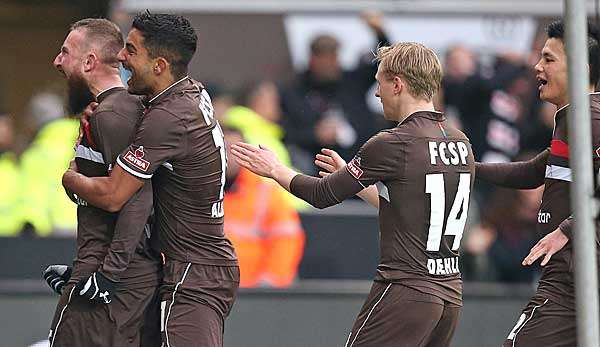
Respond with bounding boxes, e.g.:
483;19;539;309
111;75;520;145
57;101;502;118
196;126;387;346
232;143;364;209
101;181;153;281
315;148;379;208
232;132;396;209
89;110;155;281
62;164;143;212
475;149;549;189
63;107;181;212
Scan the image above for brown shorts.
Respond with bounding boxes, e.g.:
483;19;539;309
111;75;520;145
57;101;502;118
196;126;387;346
160;260;240;347
345;281;461;347
49;283;160;347
503;294;576;347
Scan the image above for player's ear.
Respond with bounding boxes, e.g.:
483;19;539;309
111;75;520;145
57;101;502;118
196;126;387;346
154;57;169;76
392;75;404;95
83;53;97;72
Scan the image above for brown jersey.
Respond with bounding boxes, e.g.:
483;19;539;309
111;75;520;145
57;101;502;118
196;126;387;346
70;87;160;288
535;93;600;310
117;77;237;266
291;111;475;305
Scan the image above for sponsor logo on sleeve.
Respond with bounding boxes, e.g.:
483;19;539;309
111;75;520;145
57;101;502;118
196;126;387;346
122;146;150;172
346;156;363;179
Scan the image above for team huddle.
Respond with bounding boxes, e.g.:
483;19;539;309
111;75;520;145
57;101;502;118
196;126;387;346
42;11;598;347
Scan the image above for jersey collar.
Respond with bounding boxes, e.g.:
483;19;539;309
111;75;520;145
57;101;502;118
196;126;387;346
147;76;190;106
96;86;124;103
399;110;445;125
554;92;600;122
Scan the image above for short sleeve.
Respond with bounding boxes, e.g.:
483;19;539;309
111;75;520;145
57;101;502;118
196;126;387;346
345;131;404;187
117;108;183;179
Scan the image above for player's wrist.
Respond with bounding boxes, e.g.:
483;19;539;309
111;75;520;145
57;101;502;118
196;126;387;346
270;164;297;191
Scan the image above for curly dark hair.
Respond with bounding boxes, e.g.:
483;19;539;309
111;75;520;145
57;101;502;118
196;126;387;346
132;11;197;79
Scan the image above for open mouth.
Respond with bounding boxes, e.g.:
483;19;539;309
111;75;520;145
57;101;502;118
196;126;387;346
537;77;548;91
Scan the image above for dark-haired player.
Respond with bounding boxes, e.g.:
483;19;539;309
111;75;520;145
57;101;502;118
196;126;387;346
47;18;161;346
476;20;600;346
231;42;475;347
62;13;238;346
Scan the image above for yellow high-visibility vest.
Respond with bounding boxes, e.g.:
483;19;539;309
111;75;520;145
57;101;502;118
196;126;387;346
0;152;23;236
20;118;79;236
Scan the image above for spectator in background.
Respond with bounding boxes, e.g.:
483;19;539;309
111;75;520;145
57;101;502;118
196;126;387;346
463;183;543;283
225;80;291;166
20;92;80;236
521;101;555;153
205;82;234;122
0;110;23;236
441;44;478;128
223;126;305;288
279;11;390;174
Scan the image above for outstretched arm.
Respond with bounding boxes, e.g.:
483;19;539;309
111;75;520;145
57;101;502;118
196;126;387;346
231;143;363;209
476;149;548;189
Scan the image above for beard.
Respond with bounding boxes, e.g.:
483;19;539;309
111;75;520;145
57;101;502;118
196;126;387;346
67;73;94;114
126;72;153;96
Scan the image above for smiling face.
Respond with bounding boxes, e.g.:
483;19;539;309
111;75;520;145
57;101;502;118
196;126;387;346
117;28;155;96
534;38;569;108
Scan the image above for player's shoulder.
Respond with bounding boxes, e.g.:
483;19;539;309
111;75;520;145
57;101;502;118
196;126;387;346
95;89;143;125
359;129;407;156
444;123;472;143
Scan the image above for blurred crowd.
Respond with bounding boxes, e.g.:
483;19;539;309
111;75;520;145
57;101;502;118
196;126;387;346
0;13;555;285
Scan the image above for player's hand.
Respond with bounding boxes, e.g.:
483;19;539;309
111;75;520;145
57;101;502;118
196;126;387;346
75;102;98;148
43;265;72;295
522;228;569;266
76;272;117;304
230;142;282;179
82;102;98;120
315;148;346;177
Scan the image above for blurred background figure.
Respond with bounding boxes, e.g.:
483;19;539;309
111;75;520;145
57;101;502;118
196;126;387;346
223;126;305;288
19;92;79;236
0;110;24;236
441;44;478;128
225;80;291;166
462;156;544;283
279;11;391;174
205;82;235;123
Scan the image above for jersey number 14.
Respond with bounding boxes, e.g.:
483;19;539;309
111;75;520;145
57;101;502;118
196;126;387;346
425;173;471;252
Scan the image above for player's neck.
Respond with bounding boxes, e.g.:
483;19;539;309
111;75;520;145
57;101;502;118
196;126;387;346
396;99;435;123
88;74;124;98
555;84;596;110
149;73;183;100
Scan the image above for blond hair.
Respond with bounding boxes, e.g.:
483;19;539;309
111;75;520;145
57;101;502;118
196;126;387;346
375;42;442;101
